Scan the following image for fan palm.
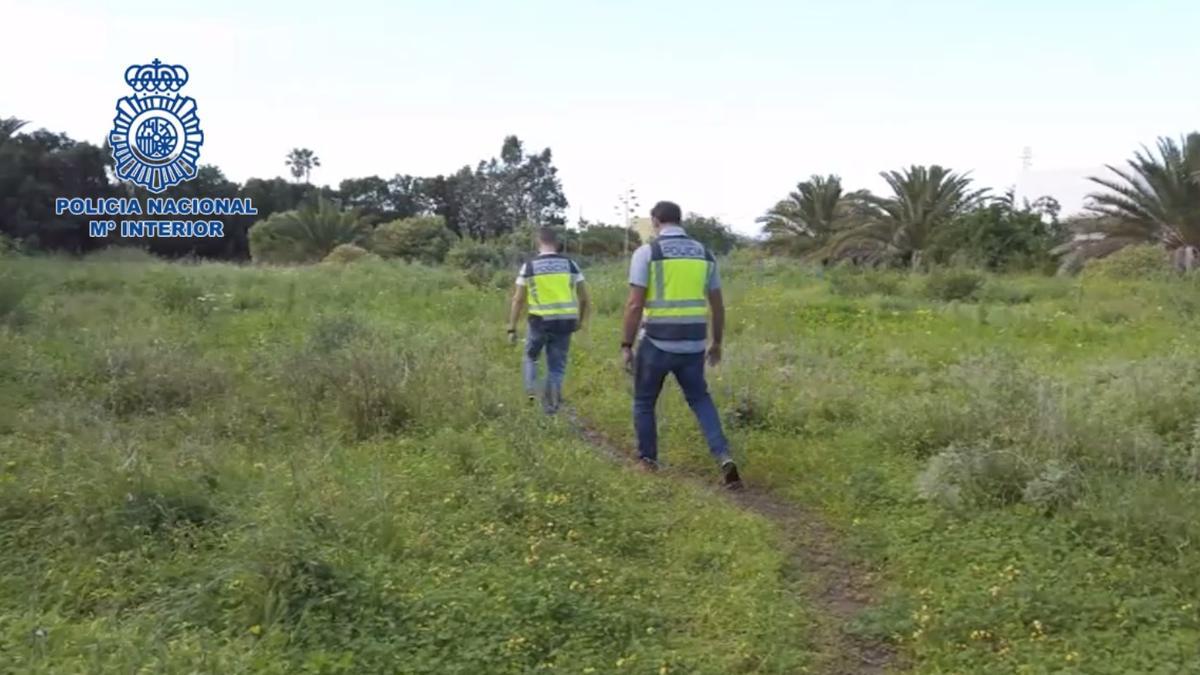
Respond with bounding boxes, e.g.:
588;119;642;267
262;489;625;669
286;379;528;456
1075;133;1200;270
248;197;366;263
826;165;987;269
285;147;321;184
757;175;869;257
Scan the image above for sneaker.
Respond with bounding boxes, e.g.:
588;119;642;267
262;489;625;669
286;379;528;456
636;457;659;473
720;460;743;490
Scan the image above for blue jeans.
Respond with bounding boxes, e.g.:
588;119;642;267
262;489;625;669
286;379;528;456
523;320;572;403
633;340;730;464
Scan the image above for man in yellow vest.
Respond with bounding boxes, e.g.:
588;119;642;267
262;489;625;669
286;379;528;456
507;227;589;414
619;201;741;489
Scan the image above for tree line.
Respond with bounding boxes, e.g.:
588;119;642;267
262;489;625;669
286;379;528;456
758;133;1200;273
4;113;1195;274
0;116;581;259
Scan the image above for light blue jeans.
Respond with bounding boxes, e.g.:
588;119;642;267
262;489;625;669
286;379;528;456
523;320;572;411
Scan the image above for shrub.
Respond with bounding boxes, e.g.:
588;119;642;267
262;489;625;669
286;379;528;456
1083;243;1172;280
923;269;984;302
93;343;229;416
152;273;209;315
308;314;370;354
875;354;1044;458
446;240;507;287
682;213;740;255
322;243;379;264
243;549;345;628
977;281;1032;305
370;215;456;264
491;267;516;290
120;488;220;534
915;444;1028;509
0;234;19;256
84;246;160;264
827;267;902;297
446;240;503;270
231;292;267;311
281;337;414;439
1021;460;1081;513
726;394;769;430
0;270;34;328
249;198;367;264
917;446;1081;513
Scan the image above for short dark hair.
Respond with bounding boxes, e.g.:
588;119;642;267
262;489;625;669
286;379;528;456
536;227;559;245
650;201;682;225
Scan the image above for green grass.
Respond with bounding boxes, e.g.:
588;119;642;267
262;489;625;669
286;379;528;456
569;262;1200;674
3;255;1200;673
0;258;810;674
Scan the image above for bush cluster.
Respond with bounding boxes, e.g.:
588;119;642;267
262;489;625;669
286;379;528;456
91;342;230;416
322;243;380;265
827;267;902;297
1083;243;1173;280
923;269;984;302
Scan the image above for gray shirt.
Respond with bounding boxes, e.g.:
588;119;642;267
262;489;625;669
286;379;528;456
628;225;720;354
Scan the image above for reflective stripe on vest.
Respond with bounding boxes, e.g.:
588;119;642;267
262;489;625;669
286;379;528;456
523;255;579;320
644;235;712;341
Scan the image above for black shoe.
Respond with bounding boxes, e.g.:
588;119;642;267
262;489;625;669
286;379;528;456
542;385;563;415
720;460;743;490
636;457;659;473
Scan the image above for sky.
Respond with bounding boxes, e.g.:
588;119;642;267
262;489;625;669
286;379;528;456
3;0;1197;234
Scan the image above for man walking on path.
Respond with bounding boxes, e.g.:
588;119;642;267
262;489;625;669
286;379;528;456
619;201;741;489
508;227;589;414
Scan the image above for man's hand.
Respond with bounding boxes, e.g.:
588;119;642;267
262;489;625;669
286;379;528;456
621;345;634;374
706;342;722;367
507;328;518;345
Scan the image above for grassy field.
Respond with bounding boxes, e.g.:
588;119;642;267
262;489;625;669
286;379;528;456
2;253;1200;673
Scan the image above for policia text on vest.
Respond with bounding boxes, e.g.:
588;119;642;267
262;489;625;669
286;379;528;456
643;235;716;342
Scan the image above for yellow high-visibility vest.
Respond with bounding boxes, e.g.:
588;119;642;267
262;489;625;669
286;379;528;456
644;235;713;341
522;255;579;323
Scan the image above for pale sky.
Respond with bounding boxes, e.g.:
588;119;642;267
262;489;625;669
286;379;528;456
3;0;1197;234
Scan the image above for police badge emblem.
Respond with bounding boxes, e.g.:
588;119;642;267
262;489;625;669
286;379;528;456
109;59;204;193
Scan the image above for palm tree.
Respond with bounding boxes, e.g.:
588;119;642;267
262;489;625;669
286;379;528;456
285;148;321;184
248;197;366;263
757;175;870;257
1074;133;1200;271
826;165;987;269
0;117;28;145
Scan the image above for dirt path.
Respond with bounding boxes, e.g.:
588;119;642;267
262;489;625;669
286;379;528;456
563;406;901;675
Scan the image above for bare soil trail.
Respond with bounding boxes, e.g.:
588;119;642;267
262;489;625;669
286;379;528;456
562;406;901;675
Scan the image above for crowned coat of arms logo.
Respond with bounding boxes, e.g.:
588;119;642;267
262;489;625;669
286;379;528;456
108;59;204;194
